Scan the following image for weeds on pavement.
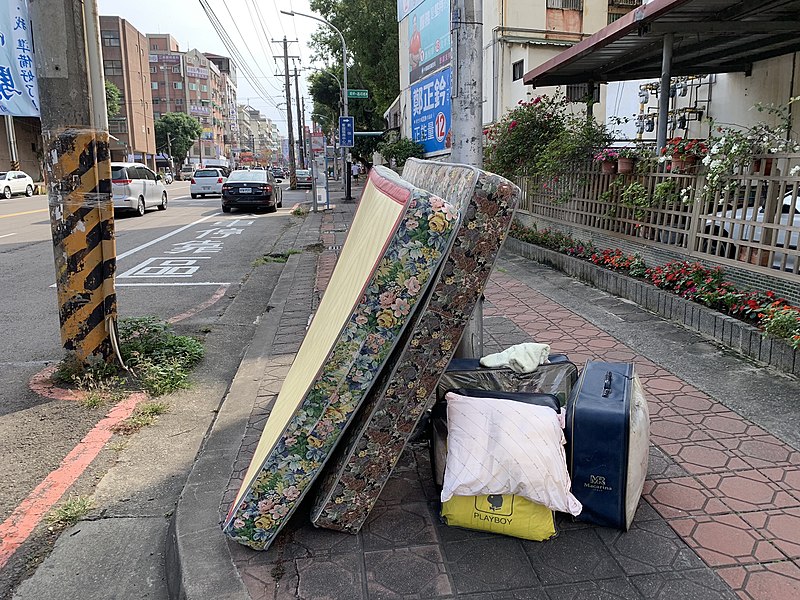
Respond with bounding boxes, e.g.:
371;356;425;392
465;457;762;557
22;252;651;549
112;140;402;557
111;401;169;435
291;206;308;217
253;249;302;266
46;496;93;528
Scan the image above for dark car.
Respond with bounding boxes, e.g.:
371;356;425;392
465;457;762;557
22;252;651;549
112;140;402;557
270;167;284;180
295;169;313;189
221;169;283;213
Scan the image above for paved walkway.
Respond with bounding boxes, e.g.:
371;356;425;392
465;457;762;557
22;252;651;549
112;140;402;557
177;185;800;600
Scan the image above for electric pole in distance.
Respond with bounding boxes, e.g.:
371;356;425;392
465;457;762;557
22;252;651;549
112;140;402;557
293;65;306;170
274;38;299;189
30;0;117;364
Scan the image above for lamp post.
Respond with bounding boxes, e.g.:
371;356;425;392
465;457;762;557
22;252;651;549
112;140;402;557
305;67;344;184
281;9;351;201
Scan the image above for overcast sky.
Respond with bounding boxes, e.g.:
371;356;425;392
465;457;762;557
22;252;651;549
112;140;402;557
98;0;327;136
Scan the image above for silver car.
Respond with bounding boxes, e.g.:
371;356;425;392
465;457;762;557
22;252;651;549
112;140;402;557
111;162;168;216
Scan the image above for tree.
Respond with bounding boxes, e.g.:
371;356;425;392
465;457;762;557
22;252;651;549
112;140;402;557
105;80;121;118
378;137;424;168
154;113;203;166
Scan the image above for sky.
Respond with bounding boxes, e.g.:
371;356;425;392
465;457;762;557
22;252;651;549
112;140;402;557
97;0;327;136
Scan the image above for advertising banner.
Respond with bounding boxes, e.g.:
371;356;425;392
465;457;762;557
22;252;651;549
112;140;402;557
408;0;450;85
149;53;181;64
0;0;40;116
397;0;425;21
186;66;209;79
410;67;450;155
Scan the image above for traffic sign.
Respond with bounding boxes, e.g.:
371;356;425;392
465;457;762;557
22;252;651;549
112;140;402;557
346;89;369;99
339;116;355;148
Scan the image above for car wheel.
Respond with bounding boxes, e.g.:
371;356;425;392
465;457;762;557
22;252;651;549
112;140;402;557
25;185;33;197
3;187;10;199
222;205;232;213
277;194;283;208
191;193;198;199
135;196;146;217
158;191;167;210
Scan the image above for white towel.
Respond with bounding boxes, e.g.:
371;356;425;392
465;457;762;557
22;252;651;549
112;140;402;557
479;342;551;374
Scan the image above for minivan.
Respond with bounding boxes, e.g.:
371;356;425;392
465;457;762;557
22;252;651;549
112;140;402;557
111;162;168;216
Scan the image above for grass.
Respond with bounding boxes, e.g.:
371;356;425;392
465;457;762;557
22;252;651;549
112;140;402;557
291;206;308;217
253;249;302;266
46;496;93;528
111;401;169;435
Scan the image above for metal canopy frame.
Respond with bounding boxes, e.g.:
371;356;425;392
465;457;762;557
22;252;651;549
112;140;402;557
522;0;800;149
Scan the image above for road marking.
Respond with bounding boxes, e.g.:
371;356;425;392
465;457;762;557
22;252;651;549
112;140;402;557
0;208;47;219
115;282;231;287
0;232;18;238
116;212;221;260
0;391;147;569
168;284;230;323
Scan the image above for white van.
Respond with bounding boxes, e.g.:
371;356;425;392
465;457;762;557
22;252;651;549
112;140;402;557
111;162;168;216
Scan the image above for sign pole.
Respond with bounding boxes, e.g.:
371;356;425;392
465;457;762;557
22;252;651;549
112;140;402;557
5;115;20;170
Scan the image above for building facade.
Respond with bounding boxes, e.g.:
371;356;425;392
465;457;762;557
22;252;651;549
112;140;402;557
205;53;239;166
99;16;157;167
236;104;280;167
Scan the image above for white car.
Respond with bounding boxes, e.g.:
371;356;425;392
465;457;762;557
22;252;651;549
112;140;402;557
190;168;227;198
0;170;35;198
111;162;168;216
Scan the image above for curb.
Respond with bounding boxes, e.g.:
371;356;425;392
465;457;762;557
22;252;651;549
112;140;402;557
505;237;799;377
165;252;304;600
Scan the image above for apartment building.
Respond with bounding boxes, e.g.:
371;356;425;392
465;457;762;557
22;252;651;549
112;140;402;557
237;105;279;167
205;53;239;164
99;16;157;167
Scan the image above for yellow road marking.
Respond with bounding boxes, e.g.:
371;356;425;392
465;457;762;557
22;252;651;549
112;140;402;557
0;208;48;219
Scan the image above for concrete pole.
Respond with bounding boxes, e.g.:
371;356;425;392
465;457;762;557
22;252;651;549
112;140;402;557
293;67;306;169
5;115;20;170
656;33;674;153
450;0;484;359
282;38;297;189
30;0;116;363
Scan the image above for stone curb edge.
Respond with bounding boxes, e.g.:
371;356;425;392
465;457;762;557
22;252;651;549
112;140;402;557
505;237;799;378
165;252;305;600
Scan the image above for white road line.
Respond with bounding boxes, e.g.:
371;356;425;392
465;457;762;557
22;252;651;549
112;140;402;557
0;233;17;239
116;212;221;260
115;282;232;287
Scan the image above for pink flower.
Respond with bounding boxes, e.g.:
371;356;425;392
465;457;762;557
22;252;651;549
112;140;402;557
392;298;411;316
405;276;421;295
508;120;518;131
283;486;300;500
430;197;444;210
355;314;368;325
379;291;396;307
406;218;419;230
258;499;275;514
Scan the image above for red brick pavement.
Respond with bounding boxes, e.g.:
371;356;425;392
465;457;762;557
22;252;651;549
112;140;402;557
484;272;800;600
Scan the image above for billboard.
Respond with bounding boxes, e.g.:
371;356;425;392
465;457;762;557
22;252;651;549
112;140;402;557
410;67;450;155
0;0;40;117
186;66;208;79
397;0;425;21
408;0;450;85
149;53;181;64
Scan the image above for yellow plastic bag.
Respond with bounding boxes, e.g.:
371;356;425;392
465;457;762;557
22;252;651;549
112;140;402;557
441;494;557;541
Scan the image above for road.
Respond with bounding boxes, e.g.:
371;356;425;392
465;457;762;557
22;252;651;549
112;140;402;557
0;180;316;596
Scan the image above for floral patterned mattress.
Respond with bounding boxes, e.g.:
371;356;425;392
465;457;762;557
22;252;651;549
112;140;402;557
223;165;458;550
310;159;520;533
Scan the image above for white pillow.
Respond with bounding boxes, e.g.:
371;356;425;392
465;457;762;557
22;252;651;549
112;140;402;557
441;391;582;516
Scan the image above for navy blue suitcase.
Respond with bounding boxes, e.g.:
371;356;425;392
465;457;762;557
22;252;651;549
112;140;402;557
565;361;649;530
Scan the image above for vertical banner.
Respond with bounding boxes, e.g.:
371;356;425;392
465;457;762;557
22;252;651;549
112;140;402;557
408;0;451;85
0;0;40;116
410;67;451;155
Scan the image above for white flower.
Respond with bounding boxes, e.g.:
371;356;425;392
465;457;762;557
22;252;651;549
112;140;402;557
790;165;800;177
702;155;712;166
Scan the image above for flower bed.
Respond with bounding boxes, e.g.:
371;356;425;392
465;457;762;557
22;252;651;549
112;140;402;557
509;221;800;350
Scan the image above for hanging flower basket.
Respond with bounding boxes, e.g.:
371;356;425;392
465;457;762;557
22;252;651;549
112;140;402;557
670;155;697;173
617;157;635;174
601;161;617;175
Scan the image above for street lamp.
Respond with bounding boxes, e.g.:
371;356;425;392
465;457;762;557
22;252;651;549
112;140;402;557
281;9;352;201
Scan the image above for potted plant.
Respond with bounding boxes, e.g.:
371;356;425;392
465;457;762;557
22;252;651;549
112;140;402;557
594;148;619;174
616;147;639;174
661;137;708;173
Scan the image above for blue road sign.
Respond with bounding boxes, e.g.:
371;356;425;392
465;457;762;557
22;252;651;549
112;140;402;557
339;116;355;148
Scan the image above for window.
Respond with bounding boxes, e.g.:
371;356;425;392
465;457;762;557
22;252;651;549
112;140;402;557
201;85;208;92
151;81;158;89
175;98;184;105
150;66;157;74
172;66;181;73
608;12;625;24
546;0;583;8
154;112;161;119
101;31;120;46
151;44;159;50
108;118;127;134
512;60;524;81
103;60;123;76
188;83;197;91
173;82;183;89
152;97;160;105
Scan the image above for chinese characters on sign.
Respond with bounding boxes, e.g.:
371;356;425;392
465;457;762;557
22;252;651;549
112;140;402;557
407;0;450;85
410;67;451;156
339;116;354;148
0;0;40;116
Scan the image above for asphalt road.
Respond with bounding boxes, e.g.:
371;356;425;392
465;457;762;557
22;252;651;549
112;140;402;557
0;180;315;596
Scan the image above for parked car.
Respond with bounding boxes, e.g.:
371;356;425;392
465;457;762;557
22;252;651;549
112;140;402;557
0;170;35;198
295;169;313;189
221;169;283;213
190;168;227;198
179;165;195;181
110;162;168;216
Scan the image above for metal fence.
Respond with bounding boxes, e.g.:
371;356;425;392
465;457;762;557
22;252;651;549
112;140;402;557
518;154;800;280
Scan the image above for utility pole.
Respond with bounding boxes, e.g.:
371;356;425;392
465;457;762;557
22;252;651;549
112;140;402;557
274;38;298;189
293;66;305;169
301;96;308;164
451;0;484;359
166;132;173;170
30;0;117;364
5;115;20;170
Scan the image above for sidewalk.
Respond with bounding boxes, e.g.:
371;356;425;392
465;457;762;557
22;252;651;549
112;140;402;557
168;183;800;600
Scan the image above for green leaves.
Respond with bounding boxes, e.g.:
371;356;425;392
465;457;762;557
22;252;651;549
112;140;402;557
105;80;122;118
154;113;203;166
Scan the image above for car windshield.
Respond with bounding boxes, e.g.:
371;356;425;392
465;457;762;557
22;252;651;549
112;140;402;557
194;169;219;177
0;172;6;179
296;170;311;176
228;171;267;182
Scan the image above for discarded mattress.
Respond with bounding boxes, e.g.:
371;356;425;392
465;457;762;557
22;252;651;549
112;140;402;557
223;165;458;550
311;159;519;533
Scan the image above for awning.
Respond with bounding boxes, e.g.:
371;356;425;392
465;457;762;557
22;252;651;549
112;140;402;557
524;0;800;87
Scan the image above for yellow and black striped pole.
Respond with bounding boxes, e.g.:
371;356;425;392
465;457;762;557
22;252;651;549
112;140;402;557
44;129;116;363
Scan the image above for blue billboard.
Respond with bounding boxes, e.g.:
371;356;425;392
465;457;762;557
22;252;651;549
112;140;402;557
397;0;425;21
408;0;450;84
410;67;451;156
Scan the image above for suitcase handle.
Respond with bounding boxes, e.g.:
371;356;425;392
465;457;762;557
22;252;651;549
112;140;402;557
602;371;613;397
